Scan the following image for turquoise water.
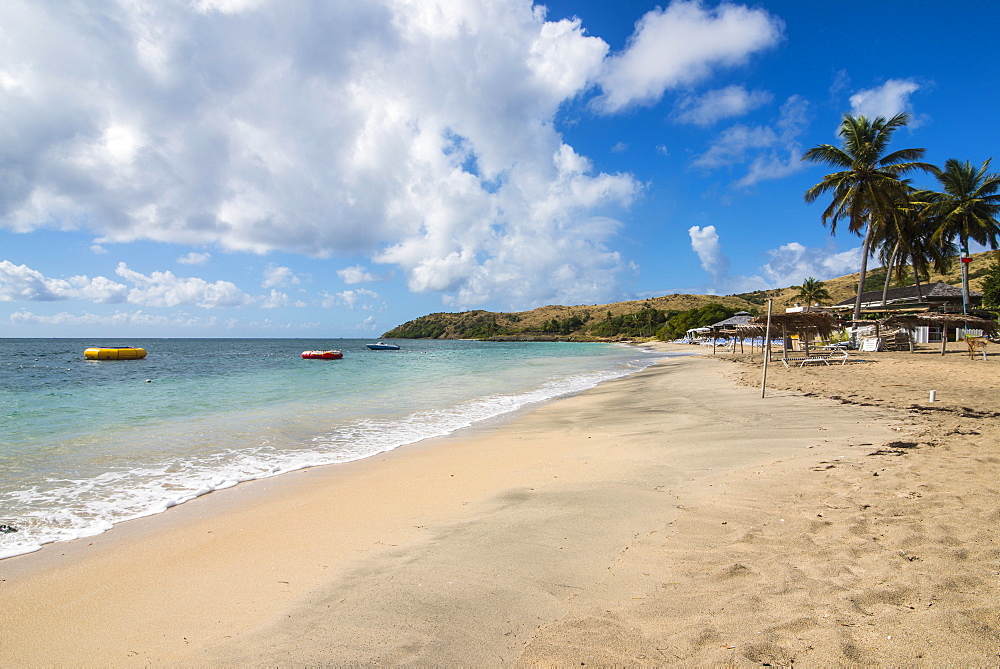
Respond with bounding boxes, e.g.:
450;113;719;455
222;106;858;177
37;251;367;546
0;338;672;559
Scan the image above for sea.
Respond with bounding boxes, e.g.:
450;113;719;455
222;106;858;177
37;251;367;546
0;338;675;560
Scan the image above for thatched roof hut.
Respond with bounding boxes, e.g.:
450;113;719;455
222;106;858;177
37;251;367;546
881;313;997;333
709;311;753;331
745;311;840;358
733;324;767;339
749;312;837;338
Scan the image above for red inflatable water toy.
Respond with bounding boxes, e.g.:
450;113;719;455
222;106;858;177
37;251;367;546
301;350;343;360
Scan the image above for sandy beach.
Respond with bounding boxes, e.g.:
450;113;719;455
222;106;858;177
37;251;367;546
2;344;999;666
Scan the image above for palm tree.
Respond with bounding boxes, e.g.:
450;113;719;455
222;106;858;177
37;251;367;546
802;113;933;323
790;277;832;305
926;158;1000;313
876;187;954;305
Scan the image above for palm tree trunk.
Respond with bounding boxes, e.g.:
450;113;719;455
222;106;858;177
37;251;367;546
881;242;900;306
961;237;970;314
912;255;924;300
852;222;874;324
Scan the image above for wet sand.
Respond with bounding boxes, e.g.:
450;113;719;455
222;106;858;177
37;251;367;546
2;345;998;665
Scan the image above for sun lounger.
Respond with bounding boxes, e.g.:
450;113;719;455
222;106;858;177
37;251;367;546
779;350;850;368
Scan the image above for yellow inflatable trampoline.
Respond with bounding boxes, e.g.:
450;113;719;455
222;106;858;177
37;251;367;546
84;347;147;360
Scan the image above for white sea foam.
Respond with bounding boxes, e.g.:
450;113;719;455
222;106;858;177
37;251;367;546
0;341;672;560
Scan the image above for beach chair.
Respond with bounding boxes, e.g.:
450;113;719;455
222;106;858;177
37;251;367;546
859;336;881;352
965;335;988;360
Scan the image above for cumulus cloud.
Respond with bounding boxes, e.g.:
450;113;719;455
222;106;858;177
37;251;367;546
849;79;920;120
178;251;211;265
337;265;381;284
320;288;381;310
687;226;863;294
114;263;251;307
674;85;772;126
688;225;729;283
760;242;862;287
0;260;129;302
0;259;253;308
258;288;306;309
593;1;782;113
261;264;301;288
0;0;649;309
0;0;794;311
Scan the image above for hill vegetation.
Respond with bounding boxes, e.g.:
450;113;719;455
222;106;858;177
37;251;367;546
381;250;998;341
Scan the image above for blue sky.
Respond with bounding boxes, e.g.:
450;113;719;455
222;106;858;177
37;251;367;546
2;0;998;338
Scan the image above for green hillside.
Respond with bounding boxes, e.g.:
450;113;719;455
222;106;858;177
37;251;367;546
382;250;999;341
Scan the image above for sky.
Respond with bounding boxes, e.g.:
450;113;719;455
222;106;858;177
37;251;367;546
2;0;999;338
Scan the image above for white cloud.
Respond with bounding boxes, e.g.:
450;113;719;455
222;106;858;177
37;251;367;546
356;315;379;331
688;225;728;282
0;0;651;309
0;260;129;302
761;242;862;287
178;251;211;265
9;309;222;329
337;265;381;284
594;1;782;113
320;288;381;310
674;85;772;126
735;147;803;189
527;16;608;104
1;259;258;308
694;96;809;187
261;264;301;288
688;226;863;293
692;125;778;170
849;79;920;120
195;0;269;15
114;263;251;308
376;144;636;308
258;288;306;309
8;308;319;333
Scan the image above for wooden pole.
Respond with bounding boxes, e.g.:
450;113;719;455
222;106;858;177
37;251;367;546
761;299;773;399
781;323;789;365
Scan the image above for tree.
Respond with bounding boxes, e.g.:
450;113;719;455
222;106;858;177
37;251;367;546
655;304;735;341
926;158;1000;313
980;252;1000;309
790;277;832;305
802;113;933;323
876;188;954;304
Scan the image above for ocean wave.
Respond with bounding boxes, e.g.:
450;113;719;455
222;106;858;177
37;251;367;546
0;344;670;560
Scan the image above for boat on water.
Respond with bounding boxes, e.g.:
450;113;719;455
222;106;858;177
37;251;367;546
301;350;343;360
84;347;147;360
366;341;400;350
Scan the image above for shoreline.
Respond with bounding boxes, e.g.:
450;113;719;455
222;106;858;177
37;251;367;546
0;339;662;563
3;349;998;664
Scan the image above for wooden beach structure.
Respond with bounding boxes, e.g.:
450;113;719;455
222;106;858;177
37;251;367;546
748;311;839;366
881;313;998;356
